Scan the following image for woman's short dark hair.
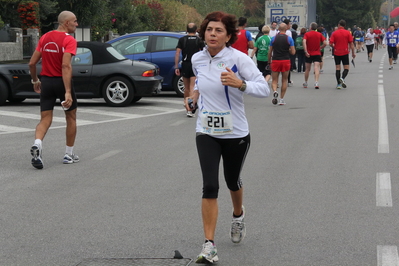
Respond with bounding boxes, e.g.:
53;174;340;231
300;27;307;35
199;11;238;47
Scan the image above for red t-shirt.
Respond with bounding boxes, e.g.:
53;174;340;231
36;31;77;77
329;27;353;56
232;29;251;55
303;30;325;56
374;29;382;36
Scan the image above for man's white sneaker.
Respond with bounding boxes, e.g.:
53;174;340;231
30;144;43;169
63;153;80;164
195;241;218;264
272;91;278;105
389;66;393;70
186;111;194;117
230;205;246;243
278;99;286;105
315;81;319;89
303;82;308;88
339;78;347;88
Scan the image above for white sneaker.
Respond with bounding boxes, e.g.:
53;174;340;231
63;153;80;164
272;91;278;105
195;241;218;263
278;99;286;105
31;144;43;169
230;205;246;243
389;66;393;70
339;78;347;88
186;111;194;117
315;81;319;89
303;82;308;88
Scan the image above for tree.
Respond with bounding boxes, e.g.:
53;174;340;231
181;0;245;18
317;0;383;31
158;0;202;31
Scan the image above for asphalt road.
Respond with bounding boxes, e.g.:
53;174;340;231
1;46;399;266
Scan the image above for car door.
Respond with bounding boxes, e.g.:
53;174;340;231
149;35;180;85
71;47;93;95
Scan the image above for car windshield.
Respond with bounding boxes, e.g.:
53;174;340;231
106;46;127;60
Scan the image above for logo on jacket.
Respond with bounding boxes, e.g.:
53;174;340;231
217;62;226;69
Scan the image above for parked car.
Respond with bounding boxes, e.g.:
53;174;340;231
0;41;163;107
245;27;259;40
107;31;186;96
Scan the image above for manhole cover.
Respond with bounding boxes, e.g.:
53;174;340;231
76;258;193;266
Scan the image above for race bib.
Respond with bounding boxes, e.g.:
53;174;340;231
390;39;396;44
200;109;233;135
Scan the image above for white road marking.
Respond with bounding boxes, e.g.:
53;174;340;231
378;84;389;153
0;107;184;135
376;173;392;207
78;108;142;118
0;110;93;124
93;150;122;160
0;125;31;133
377;245;399;266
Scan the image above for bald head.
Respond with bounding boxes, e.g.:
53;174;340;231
57;11;77;33
58;11;75;24
278;23;287;33
187;22;197;33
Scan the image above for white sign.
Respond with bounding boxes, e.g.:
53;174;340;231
265;1;307;29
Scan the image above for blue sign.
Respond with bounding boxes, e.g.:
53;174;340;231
383;15;388;21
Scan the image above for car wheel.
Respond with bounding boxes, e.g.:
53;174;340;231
0;79;9;106
8;95;26;103
173;75;184;97
102;76;134;107
132;96;142;103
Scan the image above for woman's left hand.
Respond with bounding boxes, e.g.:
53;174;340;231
221;67;242;88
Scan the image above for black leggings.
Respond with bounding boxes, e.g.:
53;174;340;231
196;133;250;199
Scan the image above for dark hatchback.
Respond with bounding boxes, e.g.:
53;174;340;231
0;41;163;107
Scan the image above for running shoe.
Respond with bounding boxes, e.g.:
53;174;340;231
336;84;343;90
320;69;324;73
303;82;308;88
288;81;293;87
187;111;194;118
30;144;43;169
272;91;278;105
389;66;393;70
230;205;246;243
339;78;346;88
315;81;319;89
63;153;80;164
394;60;397;64
195;241;218;264
278;99;286;105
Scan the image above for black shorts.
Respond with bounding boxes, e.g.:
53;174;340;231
196;133;250;199
387;46;398;59
40;76;77;112
305;55;322;64
366;44;374;54
181;61;195;78
334;54;350;66
257;60;271;77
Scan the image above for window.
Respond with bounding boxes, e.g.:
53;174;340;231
72;48;92;65
154;36;179;52
111;36;149;55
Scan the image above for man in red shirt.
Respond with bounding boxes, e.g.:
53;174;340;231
29;11;79;169
231;17;254;55
329;19;356;89
303;22;326;89
374;27;382;50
